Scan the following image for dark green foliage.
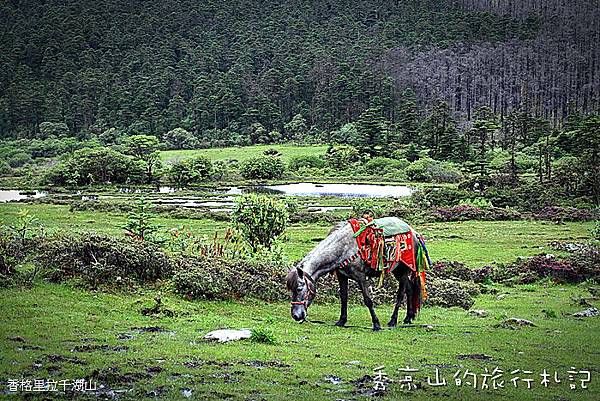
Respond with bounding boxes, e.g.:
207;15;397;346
0;0;545;141
172;256;289;302
232;194;288;251
123;197;159;241
44;147;145;186
34;233;173;289
405;158;463;183
250;328;277;345
324;145;360;169
163;128;199;150
168;156;213;187
287;155;326;170
240;156;284;180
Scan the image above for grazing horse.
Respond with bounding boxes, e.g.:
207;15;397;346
286;219;425;331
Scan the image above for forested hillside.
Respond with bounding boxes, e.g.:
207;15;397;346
2;0;597;143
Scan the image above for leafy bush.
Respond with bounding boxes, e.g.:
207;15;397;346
324;145;360;169
425;278;477;309
406;158;462;183
412;187;472;208
168;155;213;186
163;128;199;149
231;194;288;251
7;152;32;168
172;256;289;301
288;155;326;170
431;205;522;221
534;206;598;222
251;327;277;344
35;233;173;288
45;147;146;186
240;155;284;179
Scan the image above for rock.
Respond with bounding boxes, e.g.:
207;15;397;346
572;307;599;318
495;318;536;329
203;329;252;343
469;309;488;317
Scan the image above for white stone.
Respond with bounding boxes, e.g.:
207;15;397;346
203;329;252;343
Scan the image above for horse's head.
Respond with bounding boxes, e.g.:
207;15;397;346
286;265;316;322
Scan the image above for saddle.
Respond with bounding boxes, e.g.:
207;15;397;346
349;217;429;299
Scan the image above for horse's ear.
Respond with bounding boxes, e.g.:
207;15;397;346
296;267;305;278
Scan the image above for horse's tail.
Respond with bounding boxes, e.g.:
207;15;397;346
412;272;423;316
412;233;429;316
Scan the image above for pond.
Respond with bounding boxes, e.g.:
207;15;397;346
0;190;48;203
0;182;413;205
248;182;413;198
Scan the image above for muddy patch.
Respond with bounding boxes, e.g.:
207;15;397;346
88;366;150;386
71;344;129;353
457;354;493;361
245;360;291;369
131;326;175;335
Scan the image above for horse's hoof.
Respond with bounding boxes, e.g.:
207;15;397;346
403;318;413;324
387;321;397;328
334;320;346;327
373;325;382;331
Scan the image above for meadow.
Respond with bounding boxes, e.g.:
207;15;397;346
0;199;598;400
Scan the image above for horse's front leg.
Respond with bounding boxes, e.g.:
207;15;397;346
388;269;407;328
357;277;381;331
335;270;348;327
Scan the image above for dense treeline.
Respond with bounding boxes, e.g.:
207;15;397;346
2;0;569;143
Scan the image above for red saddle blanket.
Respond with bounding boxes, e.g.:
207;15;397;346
349;218;416;273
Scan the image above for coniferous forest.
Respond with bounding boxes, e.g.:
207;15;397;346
0;0;599;204
1;0;598;140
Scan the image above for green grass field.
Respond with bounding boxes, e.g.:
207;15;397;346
0;202;598;400
160;144;329;164
0;282;598;400
0;203;593;264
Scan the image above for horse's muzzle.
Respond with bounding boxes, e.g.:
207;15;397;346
291;307;306;322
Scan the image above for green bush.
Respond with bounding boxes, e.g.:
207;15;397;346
324;145;360;169
240;155;284;179
288;155;326;170
232;194;288;251
34;233;173;288
172;255;289;301
406;158;463;183
44;147;146;186
168;155;213;186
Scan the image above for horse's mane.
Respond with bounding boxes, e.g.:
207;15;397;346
287;220;347;290
327;220;347;235
286;269;298;291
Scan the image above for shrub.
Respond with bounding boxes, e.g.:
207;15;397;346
534;206;598;222
240;155;284;179
412;187;472;208
7;152;32;168
250;328;277;345
425;278;476;309
172;256;289;301
44;147;146;186
168;156;213;186
406;158;462;183
35;233;173;288
288;155;326;170
232;194;288;251
324;145;360;169
163;128;199;149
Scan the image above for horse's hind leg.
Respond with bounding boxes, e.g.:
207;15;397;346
403;276;416;324
388;268;408;328
335;270;348;327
